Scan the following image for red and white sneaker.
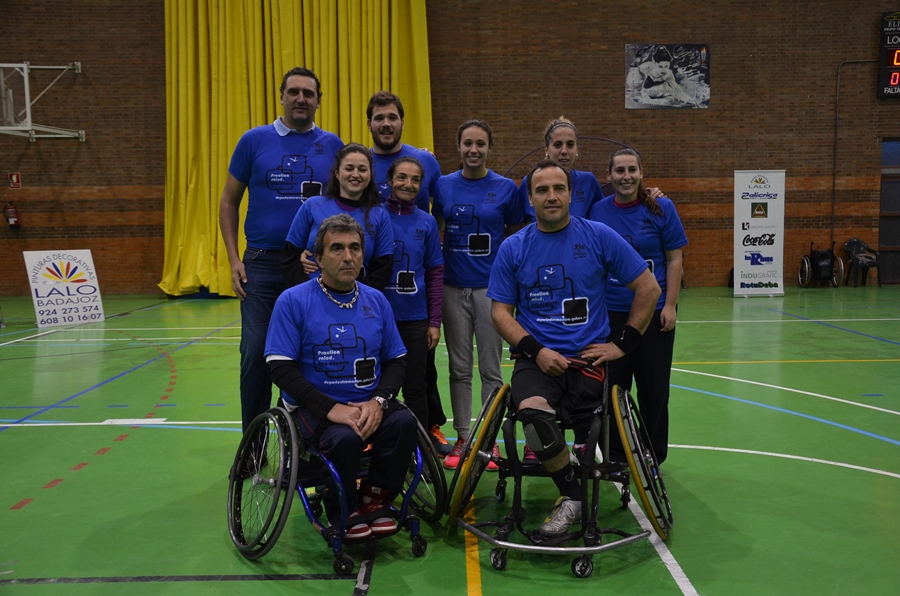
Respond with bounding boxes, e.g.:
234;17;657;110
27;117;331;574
486;443;501;472
442;440;465;470
359;485;397;534
346;512;372;540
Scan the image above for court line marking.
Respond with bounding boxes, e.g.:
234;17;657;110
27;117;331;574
669;444;900;480
18;337;239;342
616;485;697;596
767;308;900;346
673;358;900;365
0;329;58;347
0;321;240;433
672;384;900;447
673;368;900;416
677;317;900;324
463;507;482;596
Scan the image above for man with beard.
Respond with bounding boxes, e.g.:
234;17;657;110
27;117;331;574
366;91;450;456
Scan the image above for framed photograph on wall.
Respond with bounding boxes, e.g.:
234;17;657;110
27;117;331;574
625;44;710;109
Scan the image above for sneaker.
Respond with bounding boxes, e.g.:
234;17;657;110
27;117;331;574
346;512;372;540
443;440;465;470
539;496;582;536
522;445;540;466
429;425;453;458
359;485;398;534
486;443;500;472
570;443;604;466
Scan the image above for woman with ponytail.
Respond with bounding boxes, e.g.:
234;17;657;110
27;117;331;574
589;148;687;465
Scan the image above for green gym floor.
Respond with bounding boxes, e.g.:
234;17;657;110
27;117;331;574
1;286;898;595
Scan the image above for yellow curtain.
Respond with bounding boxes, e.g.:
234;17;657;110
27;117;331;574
159;0;434;296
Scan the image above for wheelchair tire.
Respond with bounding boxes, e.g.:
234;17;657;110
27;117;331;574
399;421;447;524
831;255;844;288
611;386;673;541
446;384;508;526
798;255;811;288
227;407;299;560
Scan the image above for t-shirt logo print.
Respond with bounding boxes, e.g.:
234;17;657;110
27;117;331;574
313;323;376;387
267;154;321;199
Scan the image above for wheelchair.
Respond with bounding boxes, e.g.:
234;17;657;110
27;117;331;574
226;405;447;575
445;365;673;578
798;241;843;288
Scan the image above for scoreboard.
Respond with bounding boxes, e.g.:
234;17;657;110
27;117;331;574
879;11;900;98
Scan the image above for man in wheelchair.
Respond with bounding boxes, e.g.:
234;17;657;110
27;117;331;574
488;160;660;536
265;214;418;540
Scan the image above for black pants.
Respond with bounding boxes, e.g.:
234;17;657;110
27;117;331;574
607;308;675;463
396;320;429;426
425;347;447;428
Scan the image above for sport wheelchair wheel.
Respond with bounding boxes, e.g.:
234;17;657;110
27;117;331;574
447;384;508;525
798;255;811;288
611;386;673;540
831;255;844;288
227;407;299;559
399;421;447;524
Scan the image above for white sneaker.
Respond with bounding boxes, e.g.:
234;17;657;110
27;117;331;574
539;496;582;536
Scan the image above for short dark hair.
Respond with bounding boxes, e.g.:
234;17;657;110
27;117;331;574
280;67;322;98
366;91;404;120
387;156;424;181
314;214;365;258
526;159;572;198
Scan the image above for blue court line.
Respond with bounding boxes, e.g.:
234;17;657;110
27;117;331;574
767;308;900;346
107;404;129;408
154;404;177;407
0;405;78;409
862;394;884;397
673;384;900;447
205;404;226;407
0;318;240;433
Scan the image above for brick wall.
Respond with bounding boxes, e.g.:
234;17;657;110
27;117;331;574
0;1;165;295
2;1;896;295
426;0;899;286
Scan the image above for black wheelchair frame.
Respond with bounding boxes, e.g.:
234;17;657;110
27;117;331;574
799;241;844;288
226;406;446;575
445;372;673;578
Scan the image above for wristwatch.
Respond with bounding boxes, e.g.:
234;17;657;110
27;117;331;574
373;396;390;410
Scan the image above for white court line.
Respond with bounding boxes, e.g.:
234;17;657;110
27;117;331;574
672;368;900;416
1;419;241;428
616;484;697;596
670;444;900;480
677;317;900;324
25;337;238;342
0;329;58;347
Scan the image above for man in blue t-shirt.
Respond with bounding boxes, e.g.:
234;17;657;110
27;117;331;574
219;67;344;432
488;160;660;537
266;214;416;541
366;91;451;456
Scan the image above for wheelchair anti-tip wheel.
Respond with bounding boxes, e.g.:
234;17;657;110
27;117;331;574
227;407;299;560
446;384;509;525
611;386;673;540
399;420;447;524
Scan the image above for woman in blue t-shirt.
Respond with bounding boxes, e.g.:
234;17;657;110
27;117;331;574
589;148;687;464
432;120;525;469
281;143;394;289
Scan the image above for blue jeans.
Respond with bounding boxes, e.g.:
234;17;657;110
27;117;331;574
239;248;287;431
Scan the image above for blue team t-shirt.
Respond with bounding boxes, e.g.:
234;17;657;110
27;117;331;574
265;281;407;405
518;168;603;222
487;218;648;357
371;144;443;213
228;120;343;249
381;203;443;322
589;196;687;312
432;170;524;288
284;195;395;278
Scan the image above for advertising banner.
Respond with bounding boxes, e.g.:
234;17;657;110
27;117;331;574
733;171;785;297
23;250;106;327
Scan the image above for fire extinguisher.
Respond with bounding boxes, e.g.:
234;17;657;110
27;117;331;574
3;202;20;230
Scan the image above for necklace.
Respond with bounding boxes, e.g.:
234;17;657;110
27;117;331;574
317;277;358;309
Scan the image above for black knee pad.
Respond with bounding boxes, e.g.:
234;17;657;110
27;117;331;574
517;408;565;460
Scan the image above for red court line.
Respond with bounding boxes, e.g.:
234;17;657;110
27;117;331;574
144;412;156;418
71;462;88;470
11;498;33;510
95;447;111;455
114;434;128;441
160;395;169;400
43;479;64;489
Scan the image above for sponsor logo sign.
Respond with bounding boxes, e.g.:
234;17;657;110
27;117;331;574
734;171;784;296
23;250;106;327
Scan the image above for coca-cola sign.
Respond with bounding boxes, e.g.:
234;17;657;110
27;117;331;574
743;233;776;246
